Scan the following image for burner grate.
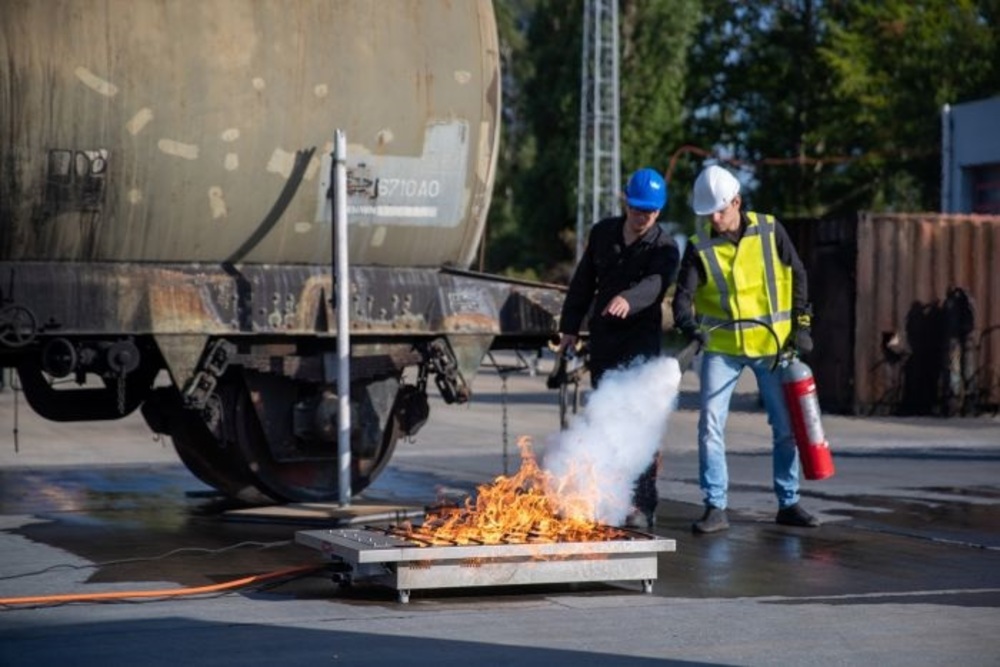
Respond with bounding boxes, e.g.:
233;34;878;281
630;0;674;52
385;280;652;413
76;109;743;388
297;526;677;603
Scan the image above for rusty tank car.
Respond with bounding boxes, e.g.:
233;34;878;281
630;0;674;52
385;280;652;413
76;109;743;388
0;0;563;503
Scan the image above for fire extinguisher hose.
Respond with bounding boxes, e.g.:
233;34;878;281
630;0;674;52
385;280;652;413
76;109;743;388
701;317;785;367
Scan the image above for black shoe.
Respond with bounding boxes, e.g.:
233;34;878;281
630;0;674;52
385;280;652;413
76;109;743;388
775;503;820;527
692;506;729;534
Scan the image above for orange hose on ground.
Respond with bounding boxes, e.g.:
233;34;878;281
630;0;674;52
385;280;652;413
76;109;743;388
0;564;323;607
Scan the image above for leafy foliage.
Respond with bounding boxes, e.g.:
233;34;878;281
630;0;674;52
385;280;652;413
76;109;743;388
683;0;1000;218
819;0;1000;212
487;0;1000;274
486;0;698;280
619;0;701;223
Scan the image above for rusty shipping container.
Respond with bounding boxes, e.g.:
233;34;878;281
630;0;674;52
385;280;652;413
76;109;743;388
788;213;1000;416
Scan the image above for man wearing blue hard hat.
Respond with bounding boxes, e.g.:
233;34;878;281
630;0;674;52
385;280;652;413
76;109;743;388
557;167;680;528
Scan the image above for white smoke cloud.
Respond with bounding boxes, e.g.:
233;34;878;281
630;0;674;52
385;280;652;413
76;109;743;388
542;356;682;526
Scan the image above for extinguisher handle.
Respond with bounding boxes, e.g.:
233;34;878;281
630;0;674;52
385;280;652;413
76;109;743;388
672;338;702;372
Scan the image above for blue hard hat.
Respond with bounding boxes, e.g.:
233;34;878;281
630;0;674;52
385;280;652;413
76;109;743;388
624;168;668;211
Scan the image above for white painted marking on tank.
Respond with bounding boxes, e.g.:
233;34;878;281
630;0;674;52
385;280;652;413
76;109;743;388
266;148;295;179
75;67;118;96
128;189;143;204
314;84;329;98
347;204;438;218
318;122;466;228
252;77;266;91
126;108;154;135
477;121;492;179
454;70;472;85
221;128;241;142
209;186;227;219
294;221;313;234
304;154;321;181
225;153;240;171
376;129;395;146
158;139;199;160
371;226;387;247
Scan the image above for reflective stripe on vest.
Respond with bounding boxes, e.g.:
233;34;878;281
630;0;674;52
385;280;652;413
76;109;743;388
691;211;793;357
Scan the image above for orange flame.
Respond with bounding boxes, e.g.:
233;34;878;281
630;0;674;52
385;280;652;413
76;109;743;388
396;436;628;546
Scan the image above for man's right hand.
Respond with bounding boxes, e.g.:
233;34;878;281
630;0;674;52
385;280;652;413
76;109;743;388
678;326;707;347
558;333;578;355
547;334;577;389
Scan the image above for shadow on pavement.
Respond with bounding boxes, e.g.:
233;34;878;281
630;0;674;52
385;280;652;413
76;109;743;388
0;617;725;667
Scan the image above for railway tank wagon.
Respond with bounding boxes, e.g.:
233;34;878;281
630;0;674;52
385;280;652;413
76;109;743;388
0;0;563;503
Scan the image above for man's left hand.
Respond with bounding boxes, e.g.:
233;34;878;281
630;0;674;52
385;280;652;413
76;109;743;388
602;295;631;318
793;328;813;355
790;307;814;355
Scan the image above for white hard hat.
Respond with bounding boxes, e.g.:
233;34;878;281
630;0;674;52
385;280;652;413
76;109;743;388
692;165;741;215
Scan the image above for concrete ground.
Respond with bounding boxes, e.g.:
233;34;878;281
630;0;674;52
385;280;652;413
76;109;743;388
0;355;998;666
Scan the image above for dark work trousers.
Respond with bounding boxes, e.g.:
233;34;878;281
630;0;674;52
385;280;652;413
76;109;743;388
590;361;659;518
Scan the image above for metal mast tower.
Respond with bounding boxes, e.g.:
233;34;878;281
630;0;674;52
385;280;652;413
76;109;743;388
576;0;621;262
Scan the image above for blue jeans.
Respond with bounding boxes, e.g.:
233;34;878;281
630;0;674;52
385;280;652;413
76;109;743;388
697;352;800;510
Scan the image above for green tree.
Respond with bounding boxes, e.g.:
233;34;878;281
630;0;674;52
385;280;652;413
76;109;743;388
492;0;1000;270
483;0;581;281
681;1;848;220
681;0;1000;220
485;0;699;280
483;0;539;275
620;0;701;226
821;0;1000;212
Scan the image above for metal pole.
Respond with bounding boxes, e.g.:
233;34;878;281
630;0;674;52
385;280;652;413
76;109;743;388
333;129;352;506
940;103;952;213
590;0;602;228
609;0;621;217
575;0;592;263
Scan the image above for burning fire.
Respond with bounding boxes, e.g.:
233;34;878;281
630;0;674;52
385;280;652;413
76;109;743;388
394;437;630;546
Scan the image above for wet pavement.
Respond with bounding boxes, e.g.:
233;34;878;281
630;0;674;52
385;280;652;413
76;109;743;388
1;358;999;666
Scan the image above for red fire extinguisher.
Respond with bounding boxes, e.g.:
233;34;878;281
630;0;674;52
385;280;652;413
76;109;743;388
781;356;835;480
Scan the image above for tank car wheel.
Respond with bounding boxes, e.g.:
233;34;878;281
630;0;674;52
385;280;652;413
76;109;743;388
143;386;272;505
170;425;273;505
231;378;403;503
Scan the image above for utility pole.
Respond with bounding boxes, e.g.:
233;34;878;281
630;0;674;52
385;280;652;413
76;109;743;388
576;0;621;262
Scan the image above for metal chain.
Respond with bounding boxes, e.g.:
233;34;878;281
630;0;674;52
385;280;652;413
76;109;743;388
117;371;126;415
11;369;19;454
500;371;509;475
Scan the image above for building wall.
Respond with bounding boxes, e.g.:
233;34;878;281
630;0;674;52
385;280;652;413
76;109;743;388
942;96;1000;213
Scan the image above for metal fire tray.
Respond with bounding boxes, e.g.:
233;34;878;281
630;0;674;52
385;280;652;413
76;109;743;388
297;527;676;603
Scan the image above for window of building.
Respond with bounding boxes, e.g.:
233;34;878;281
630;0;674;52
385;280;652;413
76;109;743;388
970;164;1000;214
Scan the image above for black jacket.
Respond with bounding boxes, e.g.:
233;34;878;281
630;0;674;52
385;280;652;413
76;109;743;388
560;216;680;379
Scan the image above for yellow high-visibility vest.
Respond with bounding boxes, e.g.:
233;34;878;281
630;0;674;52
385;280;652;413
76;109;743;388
691;211;792;357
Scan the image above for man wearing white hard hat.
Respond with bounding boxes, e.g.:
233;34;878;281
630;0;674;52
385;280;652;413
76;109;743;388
672;164;818;533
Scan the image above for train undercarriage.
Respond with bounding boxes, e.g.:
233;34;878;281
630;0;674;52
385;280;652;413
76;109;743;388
0;262;565;503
